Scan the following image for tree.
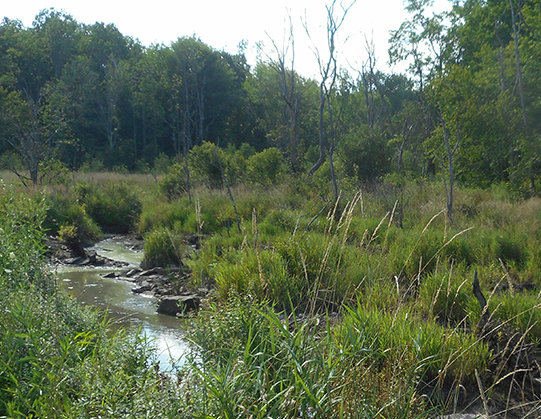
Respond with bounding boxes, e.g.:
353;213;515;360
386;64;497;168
132;45;169;160
389;0;456;91
305;0;356;201
261;15;303;171
0;15;68;184
0;78;66;185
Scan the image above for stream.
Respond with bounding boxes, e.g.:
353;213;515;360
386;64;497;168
55;237;189;369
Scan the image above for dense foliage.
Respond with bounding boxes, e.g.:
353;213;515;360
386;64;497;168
7;172;541;416
1;1;541;196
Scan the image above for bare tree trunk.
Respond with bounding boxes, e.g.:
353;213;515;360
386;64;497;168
215;145;241;234
265;15;301;171
495;19;506;93
132;103;137;160
327;95;338;201
183;131;192;203
305;0;356;180
98;57;121;151
442;117;460;223
3;89;58;186
308;84;327;175
509;0;527;127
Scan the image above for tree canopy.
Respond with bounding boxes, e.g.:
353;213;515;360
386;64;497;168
1;3;541;196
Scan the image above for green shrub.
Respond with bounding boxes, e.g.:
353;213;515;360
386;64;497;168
139;198;196;234
158;162;187;200
338;126;391;183
43;190;101;242
246;147;285;186
189;142;227;188
153;152;177;174
76;182;142;233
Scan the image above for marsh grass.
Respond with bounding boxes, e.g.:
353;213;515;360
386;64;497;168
142;227;188;268
171;182;541;416
4;173;541;417
76;181;142;233
186;295;490;418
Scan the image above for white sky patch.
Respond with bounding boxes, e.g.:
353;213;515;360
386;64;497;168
2;0;451;78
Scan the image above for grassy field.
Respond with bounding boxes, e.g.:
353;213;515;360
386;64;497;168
1;169;541;417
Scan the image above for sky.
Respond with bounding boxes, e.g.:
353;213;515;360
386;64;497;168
2;0;451;78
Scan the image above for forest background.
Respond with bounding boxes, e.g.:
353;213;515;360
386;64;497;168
1;0;540;200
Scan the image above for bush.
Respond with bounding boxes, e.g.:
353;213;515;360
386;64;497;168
76;182;142;233
189;142;227;188
246;147;285;186
153;152;177;174
159;162;187;200
338;126;391;183
44;190;101;242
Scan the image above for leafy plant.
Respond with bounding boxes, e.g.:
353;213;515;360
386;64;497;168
76;182;142;233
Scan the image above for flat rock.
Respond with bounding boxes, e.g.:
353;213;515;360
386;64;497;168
131;281;153;293
123;268;141;277
157;295;200;316
64;257;85;265
140;267;167;276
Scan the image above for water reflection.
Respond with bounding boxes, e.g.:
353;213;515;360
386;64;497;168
56;237;189;369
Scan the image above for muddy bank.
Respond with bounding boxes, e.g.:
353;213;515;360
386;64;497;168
45;234;136;268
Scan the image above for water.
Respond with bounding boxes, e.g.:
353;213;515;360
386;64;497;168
55;237;189;369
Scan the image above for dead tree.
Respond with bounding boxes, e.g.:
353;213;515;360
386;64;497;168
305;0;356;202
441;115;460;223
264;14;302;172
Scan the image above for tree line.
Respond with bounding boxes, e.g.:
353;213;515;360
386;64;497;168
1;0;540;200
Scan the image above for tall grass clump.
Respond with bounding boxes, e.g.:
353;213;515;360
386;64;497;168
0;191;50;289
417;268;473;327
489;291;541;344
141;227;188;268
186;295;490;418
138;198;195;234
191;193;370;311
186;297;365;418
335;304;490;411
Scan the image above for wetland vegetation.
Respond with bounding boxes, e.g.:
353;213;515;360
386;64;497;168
4;0;541;416
2;165;541;417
